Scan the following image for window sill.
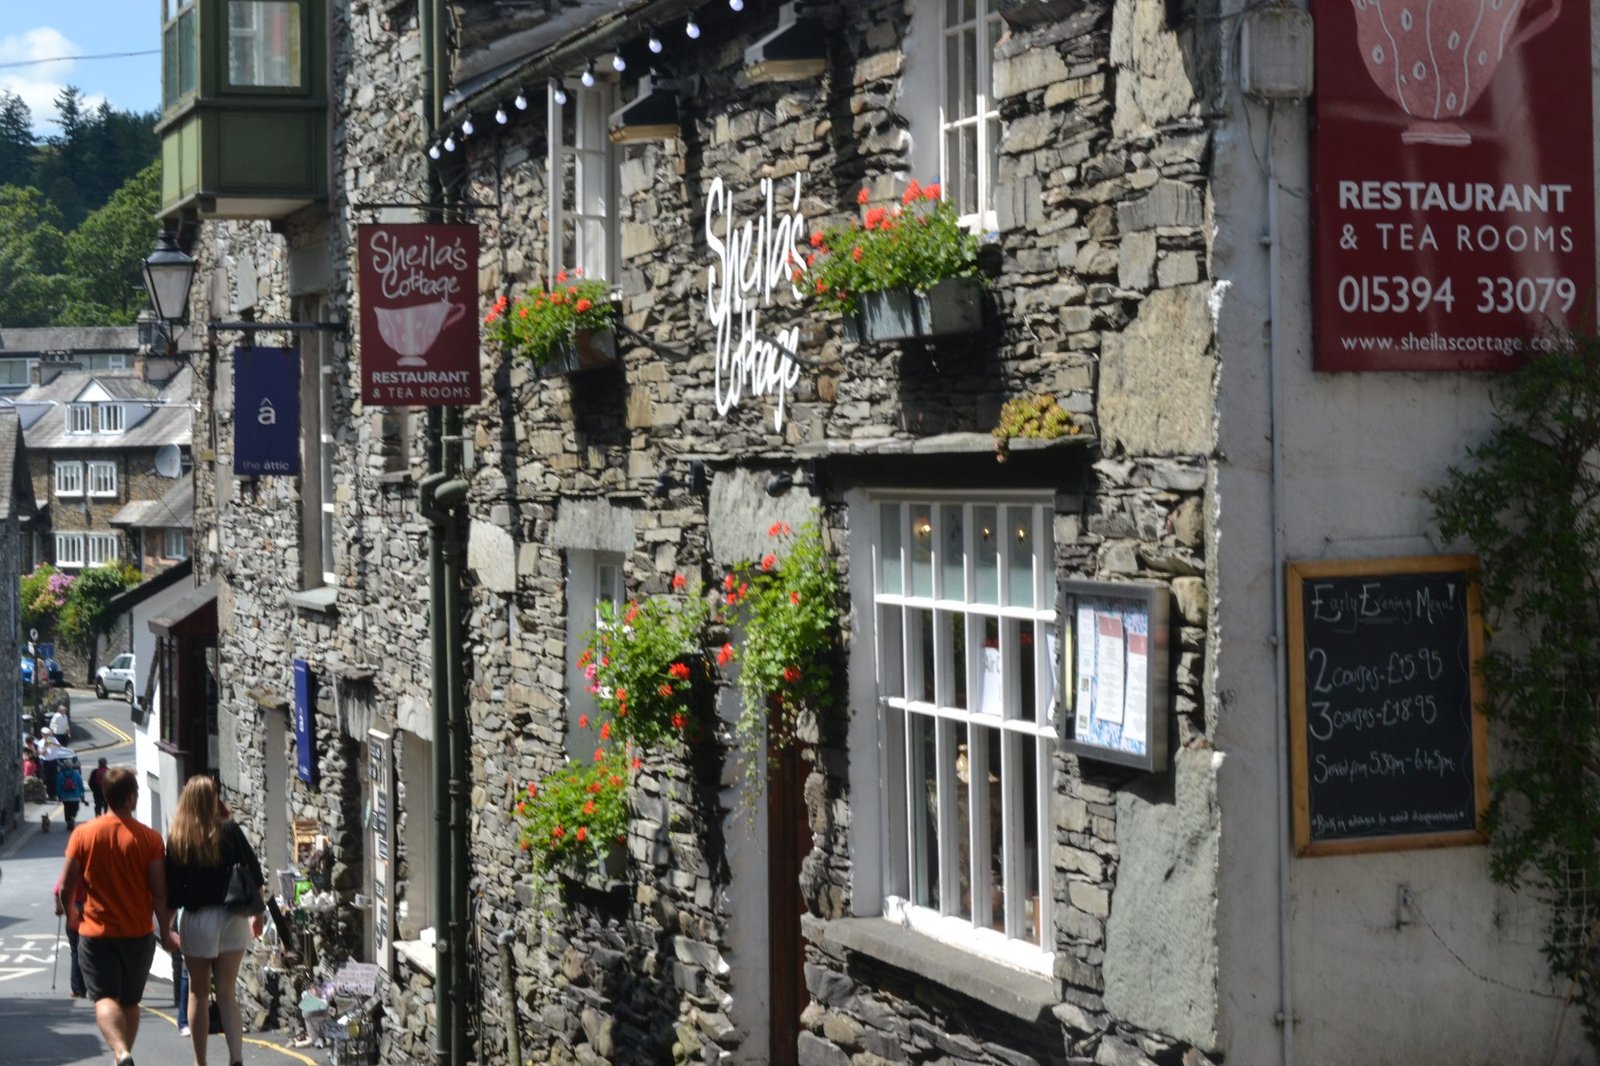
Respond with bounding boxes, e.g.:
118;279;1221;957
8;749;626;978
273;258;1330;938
818;916;1058;1024
394;939;436;978
288;587;338;613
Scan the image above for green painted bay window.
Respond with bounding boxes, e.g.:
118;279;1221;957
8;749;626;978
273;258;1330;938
162;0;199;109
228;1;303;89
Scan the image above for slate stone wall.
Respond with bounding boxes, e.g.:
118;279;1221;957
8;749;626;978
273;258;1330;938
188;1;1223;1063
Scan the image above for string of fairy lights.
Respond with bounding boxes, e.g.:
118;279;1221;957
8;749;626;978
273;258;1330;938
425;0;752;160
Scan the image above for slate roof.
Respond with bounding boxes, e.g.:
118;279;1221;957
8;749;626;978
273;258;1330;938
110;477;194;531
14;366;193;452
0;327;141;355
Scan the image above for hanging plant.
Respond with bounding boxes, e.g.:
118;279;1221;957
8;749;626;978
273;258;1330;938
721;521;840;784
515;747;631;880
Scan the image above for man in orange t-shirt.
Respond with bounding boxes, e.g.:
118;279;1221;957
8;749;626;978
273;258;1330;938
55;766;177;1066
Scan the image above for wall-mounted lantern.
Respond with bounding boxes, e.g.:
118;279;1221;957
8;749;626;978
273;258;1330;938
609;75;691;144
744;2;827;83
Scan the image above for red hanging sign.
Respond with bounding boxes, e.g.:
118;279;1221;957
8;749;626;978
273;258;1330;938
358;223;481;404
1312;0;1594;371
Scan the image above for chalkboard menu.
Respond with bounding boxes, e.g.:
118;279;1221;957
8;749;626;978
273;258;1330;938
1286;556;1488;856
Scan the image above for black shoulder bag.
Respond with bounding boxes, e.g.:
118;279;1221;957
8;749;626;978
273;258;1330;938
222;824;266;916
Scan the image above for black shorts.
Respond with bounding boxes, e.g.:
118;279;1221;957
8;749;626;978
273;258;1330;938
78;934;156;1005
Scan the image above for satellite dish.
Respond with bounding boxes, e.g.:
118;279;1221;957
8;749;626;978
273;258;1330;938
153;444;184;478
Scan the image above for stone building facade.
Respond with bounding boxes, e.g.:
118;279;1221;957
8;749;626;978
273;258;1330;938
171;1;1591;1065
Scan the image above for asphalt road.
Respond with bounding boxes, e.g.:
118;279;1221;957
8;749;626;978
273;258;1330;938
1;690;325;1066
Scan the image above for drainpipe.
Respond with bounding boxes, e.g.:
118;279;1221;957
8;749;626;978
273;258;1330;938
440;412;471;1066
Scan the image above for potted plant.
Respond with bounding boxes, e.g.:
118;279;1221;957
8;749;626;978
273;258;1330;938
991;393;1085;461
806;181;984;343
484;268;619;377
515;747;631;886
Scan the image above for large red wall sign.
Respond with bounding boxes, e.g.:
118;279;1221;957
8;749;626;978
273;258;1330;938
1313;0;1595;371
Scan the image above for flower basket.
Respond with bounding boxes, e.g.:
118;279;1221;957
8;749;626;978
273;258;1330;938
844;277;984;344
534;327;619;379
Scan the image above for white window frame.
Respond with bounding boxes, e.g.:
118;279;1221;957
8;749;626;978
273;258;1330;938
564;550;626;751
299;297;339;590
163;528;189;560
868;493;1056;975
98;403;125;433
53;462;83;497
548;79;619;282
87;461;118;497
55;533;85;569
66;404;92;434
939;0;1001;231
87;533;119;567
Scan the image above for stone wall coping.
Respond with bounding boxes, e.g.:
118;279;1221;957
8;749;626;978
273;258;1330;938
794;432;1095;458
322;661;377;682
819;916;1058;1024
247;688;289;712
287;587;338;613
394;938;437;978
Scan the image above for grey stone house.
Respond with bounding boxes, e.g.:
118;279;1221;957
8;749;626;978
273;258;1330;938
0;408;34;834
162;1;1590;1065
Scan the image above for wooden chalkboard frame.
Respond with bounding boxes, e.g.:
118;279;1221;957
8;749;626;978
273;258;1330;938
1286;555;1489;857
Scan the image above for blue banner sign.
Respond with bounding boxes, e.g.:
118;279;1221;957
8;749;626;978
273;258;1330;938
235;346;300;475
294;658;316;785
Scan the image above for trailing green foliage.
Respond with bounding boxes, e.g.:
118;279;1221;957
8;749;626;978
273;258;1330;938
20;564;73;636
1429;342;1600;1049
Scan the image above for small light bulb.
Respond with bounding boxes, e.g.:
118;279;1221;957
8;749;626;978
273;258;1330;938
581;64;596;88
514;90;528;110
461;114;474;135
612;54;626;72
428;143;441;160
495;105;508;124
552;80;568;106
685;17;700;38
443;133;456;152
730;0;743;10
649;33;663;53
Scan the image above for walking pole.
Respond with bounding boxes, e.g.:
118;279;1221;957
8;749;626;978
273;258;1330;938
50;911;62;991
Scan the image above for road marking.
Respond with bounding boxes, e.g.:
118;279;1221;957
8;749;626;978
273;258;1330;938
0;967;47;982
90;717;133;746
146;1008;320;1065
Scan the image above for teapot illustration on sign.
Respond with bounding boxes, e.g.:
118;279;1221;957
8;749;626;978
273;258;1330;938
1348;0;1561;146
372;299;467;366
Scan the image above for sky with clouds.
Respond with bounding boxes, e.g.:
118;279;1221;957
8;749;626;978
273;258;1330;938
0;4;160;133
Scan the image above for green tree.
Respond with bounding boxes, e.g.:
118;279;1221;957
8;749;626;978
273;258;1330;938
0;90;35;188
58;563;140;670
60;162;161;324
19;564;72;637
0;185;71;327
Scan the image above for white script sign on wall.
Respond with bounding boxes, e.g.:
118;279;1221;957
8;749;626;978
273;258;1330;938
705;175;807;431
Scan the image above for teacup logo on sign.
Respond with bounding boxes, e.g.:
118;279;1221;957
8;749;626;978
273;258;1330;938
358;223;482;406
1350;0;1562;146
706;175;807;431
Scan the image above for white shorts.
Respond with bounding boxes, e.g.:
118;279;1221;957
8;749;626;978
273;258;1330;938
177;905;253;959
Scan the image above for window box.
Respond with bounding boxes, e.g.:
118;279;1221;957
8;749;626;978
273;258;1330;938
533;327;619;380
845;278;985;344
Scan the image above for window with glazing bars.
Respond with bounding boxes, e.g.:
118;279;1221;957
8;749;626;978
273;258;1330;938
872;496;1056;971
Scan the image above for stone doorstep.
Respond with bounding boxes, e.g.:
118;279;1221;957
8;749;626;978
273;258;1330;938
819;916;1058;1025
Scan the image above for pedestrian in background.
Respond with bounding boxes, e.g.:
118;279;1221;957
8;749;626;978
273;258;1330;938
53;872;89;998
57;758;85;831
89;757;109;816
54;766;178;1066
50;706;71;745
167;775;264;1066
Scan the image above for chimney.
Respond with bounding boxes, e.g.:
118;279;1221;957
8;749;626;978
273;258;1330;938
34;352;81;386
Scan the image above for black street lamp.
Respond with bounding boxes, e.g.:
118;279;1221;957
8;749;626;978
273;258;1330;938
141;232;197;350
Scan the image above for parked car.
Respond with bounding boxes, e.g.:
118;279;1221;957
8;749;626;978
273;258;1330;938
95;653;136;702
20;655;64;687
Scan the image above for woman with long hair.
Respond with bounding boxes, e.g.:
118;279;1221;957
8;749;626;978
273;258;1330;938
166;775;264;1066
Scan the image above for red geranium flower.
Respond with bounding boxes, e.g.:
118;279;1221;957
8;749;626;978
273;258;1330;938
783;665;802;683
672;713;686;730
578;714;589;729
600;722;611;740
761;553;777;571
658;683;674;697
717;642;735;666
576;298;592;312
856;187;871;205
583;800;597;816
790;591;801;605
576;826;587;841
671;573;686;591
669;662;691;680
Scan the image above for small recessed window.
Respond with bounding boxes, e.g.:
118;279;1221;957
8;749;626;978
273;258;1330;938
87;533;119;567
228;1;304;88
88;462;118;497
54;462;83;498
163;528;190;560
99;404;125;433
55;533;85;569
67;404;92;434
